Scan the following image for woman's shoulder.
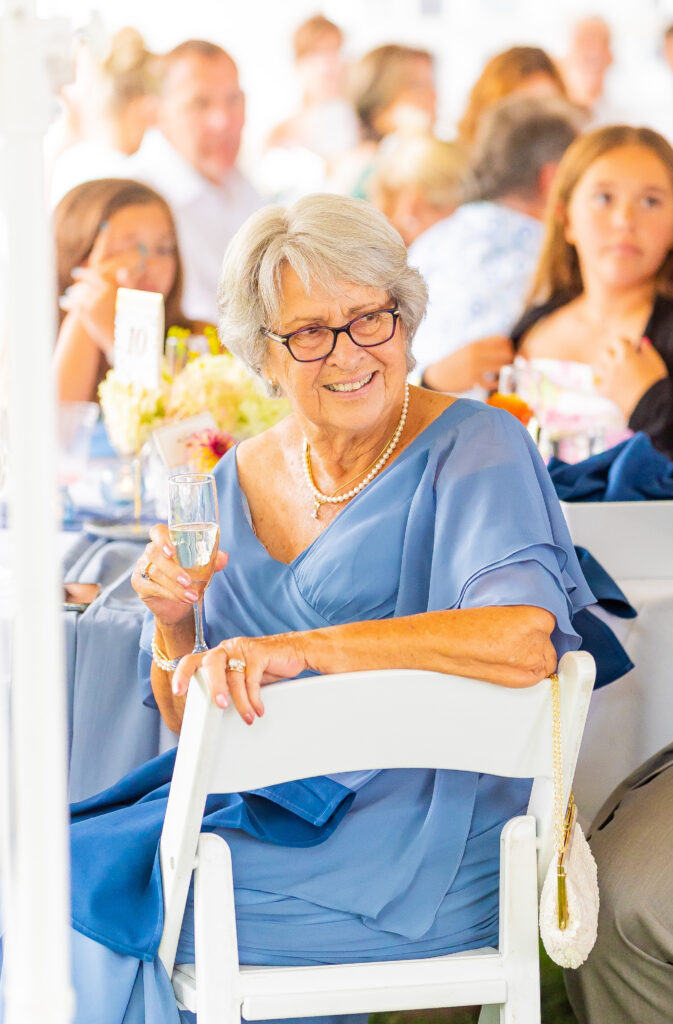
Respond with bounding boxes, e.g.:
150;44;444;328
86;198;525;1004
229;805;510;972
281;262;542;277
510;294;573;350
233;415;298;487
426;400;549;499
413;391;536;464
409;386;457;433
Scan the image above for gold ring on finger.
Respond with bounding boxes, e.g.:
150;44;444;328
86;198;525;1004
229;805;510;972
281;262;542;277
141;560;154;582
227;657;246;673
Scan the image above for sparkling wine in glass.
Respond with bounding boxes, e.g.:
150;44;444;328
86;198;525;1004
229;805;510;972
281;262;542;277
168;473;219;654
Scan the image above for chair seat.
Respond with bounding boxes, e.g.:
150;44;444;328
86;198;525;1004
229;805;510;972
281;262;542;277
172;947;507;1017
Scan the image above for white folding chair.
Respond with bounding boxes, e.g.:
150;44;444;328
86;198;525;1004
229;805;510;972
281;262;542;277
158;651;595;1024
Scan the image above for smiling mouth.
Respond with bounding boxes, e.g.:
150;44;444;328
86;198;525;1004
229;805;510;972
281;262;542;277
324;373;374;393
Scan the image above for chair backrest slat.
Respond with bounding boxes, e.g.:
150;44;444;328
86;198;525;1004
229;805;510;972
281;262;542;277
205;655;594;791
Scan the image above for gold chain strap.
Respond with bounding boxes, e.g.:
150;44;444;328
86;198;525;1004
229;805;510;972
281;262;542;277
550;672;575;930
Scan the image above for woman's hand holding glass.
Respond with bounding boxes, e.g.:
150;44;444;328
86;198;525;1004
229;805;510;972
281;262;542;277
132;521;227;629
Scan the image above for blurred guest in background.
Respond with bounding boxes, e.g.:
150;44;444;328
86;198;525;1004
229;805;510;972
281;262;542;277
560;15;615;121
640;21;673;143
128;40;261;323
54;178;196;403
370;132;468;245
664;21;673;76
512;125;673;459
331;43;437;198
48;27;159;206
266;15;358;167
256;15;359;201
457;45;566;150
413;96;582;394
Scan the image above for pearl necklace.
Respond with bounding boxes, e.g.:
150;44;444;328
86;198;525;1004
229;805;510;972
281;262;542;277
302;382;410;519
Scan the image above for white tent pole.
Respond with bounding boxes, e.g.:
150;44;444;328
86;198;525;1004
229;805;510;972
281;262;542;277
0;1;74;1021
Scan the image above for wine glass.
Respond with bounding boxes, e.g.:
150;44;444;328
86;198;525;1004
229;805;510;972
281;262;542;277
167;473;219;654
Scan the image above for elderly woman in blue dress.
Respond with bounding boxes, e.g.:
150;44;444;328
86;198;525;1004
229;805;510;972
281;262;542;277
27;194;595;1023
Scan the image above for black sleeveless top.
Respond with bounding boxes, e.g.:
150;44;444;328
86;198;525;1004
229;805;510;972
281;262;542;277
510;295;673;460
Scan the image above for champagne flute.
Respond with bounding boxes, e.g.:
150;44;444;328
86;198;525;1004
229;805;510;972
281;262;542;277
168;473;219;654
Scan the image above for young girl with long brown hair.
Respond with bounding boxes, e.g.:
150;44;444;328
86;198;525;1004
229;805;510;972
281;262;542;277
513;125;673;458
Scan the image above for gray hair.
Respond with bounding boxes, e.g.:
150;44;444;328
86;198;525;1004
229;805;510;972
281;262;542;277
217;193;428;396
465;95;587;203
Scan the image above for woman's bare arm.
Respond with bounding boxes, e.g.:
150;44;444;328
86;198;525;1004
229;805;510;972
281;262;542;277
54;315;107;402
169;604;557;731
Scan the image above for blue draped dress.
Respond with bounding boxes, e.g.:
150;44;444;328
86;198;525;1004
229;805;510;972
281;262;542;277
7;400;595;1023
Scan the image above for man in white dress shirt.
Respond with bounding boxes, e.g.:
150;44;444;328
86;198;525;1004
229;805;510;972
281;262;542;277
128;40;262;323
410;96;583;393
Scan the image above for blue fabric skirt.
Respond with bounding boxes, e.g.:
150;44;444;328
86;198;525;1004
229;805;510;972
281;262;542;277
55;772;529;1024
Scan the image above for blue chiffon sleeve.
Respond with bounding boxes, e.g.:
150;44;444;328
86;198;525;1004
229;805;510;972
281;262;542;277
426;406;595;654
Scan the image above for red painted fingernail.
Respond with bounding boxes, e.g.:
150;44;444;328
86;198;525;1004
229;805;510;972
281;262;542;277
244;712;254;725
215;693;229;708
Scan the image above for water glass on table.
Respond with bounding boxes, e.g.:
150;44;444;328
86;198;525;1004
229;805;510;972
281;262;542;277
167;473;219;654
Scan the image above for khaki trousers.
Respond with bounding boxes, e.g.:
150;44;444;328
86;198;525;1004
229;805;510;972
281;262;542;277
564;744;673;1024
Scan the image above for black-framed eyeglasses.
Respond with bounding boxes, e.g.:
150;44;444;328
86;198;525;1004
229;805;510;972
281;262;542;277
262;306;400;363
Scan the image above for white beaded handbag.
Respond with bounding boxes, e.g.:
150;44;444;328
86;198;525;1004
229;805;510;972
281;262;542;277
539;673;599;969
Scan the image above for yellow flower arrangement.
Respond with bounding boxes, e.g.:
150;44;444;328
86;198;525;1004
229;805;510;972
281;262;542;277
164;353;290;438
99;352;289;461
98;374;166;456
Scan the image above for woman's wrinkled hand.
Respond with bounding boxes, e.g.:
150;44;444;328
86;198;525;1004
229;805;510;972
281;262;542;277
131;523;228;627
171;633;310;725
594;336;668;418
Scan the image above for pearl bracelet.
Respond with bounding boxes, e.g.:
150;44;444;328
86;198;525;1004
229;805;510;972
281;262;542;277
151;631;181;673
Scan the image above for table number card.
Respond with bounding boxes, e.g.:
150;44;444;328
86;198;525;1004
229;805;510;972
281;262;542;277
114;288;164;389
152;412;218;469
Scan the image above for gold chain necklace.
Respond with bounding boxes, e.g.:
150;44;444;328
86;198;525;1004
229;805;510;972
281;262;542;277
302;382;409;520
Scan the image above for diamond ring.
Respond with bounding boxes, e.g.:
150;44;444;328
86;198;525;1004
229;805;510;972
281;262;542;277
141;561;154;582
227;657;246;673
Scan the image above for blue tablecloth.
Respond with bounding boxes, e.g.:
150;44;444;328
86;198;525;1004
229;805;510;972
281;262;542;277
63;534;169;802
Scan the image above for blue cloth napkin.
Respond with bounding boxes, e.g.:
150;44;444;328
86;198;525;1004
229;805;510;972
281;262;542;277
548;432;673;502
70;748;355;960
572;547;635;688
